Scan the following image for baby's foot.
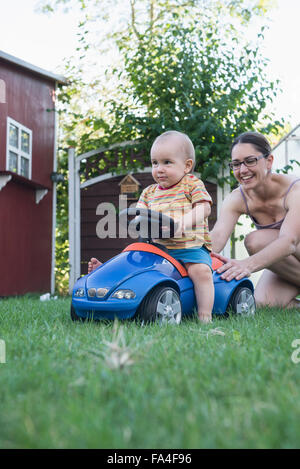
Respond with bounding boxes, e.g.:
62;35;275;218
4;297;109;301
88;258;102;274
199;313;212;324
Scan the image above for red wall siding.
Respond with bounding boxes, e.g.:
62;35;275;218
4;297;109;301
0;60;55;186
0;59;55;295
0;181;52;295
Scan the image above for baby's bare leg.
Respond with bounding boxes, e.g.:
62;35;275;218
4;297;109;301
186;263;214;323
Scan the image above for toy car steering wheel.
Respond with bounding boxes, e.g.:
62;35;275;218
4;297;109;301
119;207;178;240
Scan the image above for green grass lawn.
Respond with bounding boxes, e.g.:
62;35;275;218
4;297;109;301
0;295;300;449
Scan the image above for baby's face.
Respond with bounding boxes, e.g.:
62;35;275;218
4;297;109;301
151;137;193;188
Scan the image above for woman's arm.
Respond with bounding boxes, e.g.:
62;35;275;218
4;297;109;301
210;190;243;253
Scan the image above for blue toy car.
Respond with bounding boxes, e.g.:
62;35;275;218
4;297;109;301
71;208;256;323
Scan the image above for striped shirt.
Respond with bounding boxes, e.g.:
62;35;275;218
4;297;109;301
136;174;212;250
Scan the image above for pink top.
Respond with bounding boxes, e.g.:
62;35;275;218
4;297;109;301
239;178;300;230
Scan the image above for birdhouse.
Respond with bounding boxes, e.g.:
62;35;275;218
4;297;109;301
119;173;141;199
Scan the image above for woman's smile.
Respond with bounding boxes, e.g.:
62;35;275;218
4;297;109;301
240;174;254;184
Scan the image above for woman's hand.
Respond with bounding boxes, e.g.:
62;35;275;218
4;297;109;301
214;254;252;281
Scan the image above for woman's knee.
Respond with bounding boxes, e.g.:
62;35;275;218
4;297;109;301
244;232;258;254
244;229;278;255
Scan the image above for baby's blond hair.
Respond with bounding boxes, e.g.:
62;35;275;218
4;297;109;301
152;130;195;170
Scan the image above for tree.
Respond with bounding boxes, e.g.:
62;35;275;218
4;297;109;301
38;0;278;143
113;20;282;182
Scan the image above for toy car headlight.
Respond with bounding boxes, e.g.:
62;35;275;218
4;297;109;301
74;288;85;297
87;287;109;298
112;289;136;299
87;288;96;297
96;288;109;298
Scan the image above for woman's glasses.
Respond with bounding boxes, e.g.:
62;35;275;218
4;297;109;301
228;153;269;171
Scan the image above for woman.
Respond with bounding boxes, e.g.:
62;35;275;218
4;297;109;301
211;131;300;308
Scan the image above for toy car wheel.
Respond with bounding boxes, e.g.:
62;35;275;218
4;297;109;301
137;285;182;324
227;286;256;316
70;304;86;322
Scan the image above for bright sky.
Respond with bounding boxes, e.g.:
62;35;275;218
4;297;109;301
0;0;299;128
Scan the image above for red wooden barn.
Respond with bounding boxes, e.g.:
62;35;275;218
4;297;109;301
0;50;67;296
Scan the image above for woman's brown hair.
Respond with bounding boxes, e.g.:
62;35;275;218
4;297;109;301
231;132;271;155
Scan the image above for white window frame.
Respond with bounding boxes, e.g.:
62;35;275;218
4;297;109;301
6;117;32;179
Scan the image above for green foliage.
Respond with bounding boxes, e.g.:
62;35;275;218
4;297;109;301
61;19;283;183
54;150;69;295
275;159;300;175
112;19;282;183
